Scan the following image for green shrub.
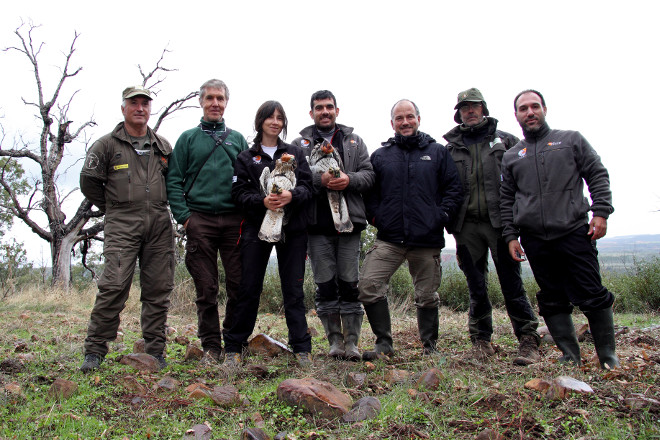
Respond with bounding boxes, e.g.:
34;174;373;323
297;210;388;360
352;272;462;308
606;256;660;313
116;248;660;317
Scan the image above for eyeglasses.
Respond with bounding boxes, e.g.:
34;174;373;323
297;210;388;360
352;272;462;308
460;102;482;111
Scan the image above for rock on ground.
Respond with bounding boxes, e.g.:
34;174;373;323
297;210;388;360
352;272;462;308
277;377;352;418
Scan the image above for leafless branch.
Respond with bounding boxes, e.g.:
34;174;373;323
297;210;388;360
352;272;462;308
139;47;176;93
0;148;41;162
153;91;199;132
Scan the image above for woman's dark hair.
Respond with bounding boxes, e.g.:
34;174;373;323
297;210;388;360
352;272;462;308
254;100;287;146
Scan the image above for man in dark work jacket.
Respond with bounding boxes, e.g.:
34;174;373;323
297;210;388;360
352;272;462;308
445;88;540;365
501;89;619;369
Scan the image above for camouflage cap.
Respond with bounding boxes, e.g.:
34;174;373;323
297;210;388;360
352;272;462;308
122;85;153;100
453;87;489;123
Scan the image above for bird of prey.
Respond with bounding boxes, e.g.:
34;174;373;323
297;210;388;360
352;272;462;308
308;140;353;233
258;153;297;242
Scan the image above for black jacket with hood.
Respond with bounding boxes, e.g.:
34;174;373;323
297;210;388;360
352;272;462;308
366;132;463;248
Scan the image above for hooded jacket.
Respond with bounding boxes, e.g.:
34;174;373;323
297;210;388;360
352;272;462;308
444;117;519;233
366;132;463;248
500;123;613;242
231;139;312;233
292;124;375;233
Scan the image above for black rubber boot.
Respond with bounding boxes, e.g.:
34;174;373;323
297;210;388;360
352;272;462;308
362;299;394;360
417;307;439;355
585;307;620;369
341;313;363;361
319;313;345;358
544;313;582;365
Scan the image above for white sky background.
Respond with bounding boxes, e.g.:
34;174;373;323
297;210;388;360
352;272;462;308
1;0;659;264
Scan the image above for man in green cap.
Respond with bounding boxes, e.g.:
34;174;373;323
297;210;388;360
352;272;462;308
444;88;540;365
80;85;174;372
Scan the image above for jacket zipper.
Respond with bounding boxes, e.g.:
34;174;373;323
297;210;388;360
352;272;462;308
533;139;547;237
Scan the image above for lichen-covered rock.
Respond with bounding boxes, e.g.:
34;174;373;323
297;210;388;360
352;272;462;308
342;396;381;422
416;368;444;391
119;353;161;372
48;378;78;399
277;378;352;418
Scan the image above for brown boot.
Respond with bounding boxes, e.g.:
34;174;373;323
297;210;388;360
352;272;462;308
471;339;495;360
513;334;541;366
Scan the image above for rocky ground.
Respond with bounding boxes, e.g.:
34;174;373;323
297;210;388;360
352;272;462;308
0;294;659;439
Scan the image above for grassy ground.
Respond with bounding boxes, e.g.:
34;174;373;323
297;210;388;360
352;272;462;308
0;286;659;439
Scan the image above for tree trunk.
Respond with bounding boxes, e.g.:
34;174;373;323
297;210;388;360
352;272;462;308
50;220;86;287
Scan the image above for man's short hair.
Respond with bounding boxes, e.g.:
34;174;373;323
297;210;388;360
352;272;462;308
200;79;229;101
514;89;546;110
310;90;337;110
390;99;420;119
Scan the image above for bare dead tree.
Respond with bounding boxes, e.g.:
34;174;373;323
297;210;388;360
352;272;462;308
1;23;198;286
138;47;200;132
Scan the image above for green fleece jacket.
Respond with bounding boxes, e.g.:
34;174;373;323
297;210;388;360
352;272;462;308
166;119;248;224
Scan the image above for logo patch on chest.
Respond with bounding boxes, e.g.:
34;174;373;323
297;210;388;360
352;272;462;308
518;148;527;158
114;164;129;170
489;137;502;148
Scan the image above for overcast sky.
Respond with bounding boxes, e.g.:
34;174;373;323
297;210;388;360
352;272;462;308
2;0;659;264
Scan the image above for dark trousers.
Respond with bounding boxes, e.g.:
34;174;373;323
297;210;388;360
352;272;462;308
308;233;363;316
521;224;614;317
455;221;538;342
224;226;311;354
85;210;174;357
184;211;242;352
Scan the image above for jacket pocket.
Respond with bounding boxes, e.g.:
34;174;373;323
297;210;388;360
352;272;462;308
107;170;131;204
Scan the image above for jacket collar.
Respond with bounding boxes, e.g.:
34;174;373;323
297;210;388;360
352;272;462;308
383;131;435;149
443;116;498;145
112;122;171;155
523;122;550;142
298;123;354;140
199;118;226;131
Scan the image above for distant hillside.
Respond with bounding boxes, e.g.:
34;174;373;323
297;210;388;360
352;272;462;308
267;234;659;274
595;234;660;271
597;234;660;255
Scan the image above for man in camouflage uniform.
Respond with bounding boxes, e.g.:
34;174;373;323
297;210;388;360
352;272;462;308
80;86;174;372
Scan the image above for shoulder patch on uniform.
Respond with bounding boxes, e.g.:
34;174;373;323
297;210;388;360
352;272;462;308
114;164;129;170
85;153;99;169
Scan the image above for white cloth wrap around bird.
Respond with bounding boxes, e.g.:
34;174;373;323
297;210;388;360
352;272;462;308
308;140;353;233
258;155;297;242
